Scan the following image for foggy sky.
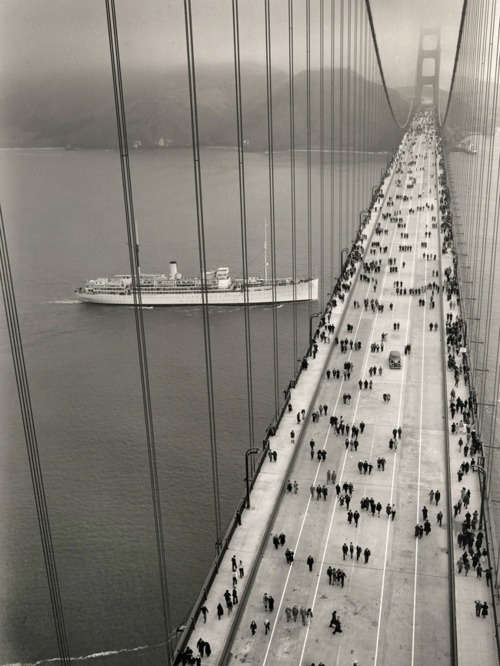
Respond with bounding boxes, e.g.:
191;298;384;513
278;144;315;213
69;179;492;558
1;0;463;91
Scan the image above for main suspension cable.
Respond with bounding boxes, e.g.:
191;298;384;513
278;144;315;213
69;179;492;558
440;0;469;127
364;0;414;129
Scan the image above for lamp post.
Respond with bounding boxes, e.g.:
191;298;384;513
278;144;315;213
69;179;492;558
472;460;487;529
245;447;260;508
340;247;349;268
309;311;323;355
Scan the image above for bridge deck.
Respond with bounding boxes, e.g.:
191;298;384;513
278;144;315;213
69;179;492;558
179;112;498;665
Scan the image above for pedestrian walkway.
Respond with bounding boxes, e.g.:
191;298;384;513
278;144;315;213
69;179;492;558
176;110;498;666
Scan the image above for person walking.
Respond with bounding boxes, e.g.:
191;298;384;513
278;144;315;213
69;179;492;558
292;605;299;622
250;620;257;635
263;593;269;611
437;511;443;527
264;619;271;634
217;603;224;620
342;543;348;560
268;595;275;612
307;555;315;571
200;606;208;623
435;490;441;506
364;548;371;563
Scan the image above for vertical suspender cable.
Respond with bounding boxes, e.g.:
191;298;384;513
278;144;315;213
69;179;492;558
264;0;280;419
353;0;359;231
330;0;336;290
346;0;352;242
231;0;256;458
478;9;500;408
288;0;298;365
361;3;370;209
339;0;344;266
105;4;174;661
0;205;71;663
472;0;494;346
473;0;497;412
319;0;325;309
184;0;223;550
306;0;313;319
467;1;484;376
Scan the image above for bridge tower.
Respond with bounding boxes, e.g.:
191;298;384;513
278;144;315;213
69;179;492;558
415;28;441;107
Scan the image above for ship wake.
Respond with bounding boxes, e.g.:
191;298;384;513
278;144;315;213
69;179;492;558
2;641;166;666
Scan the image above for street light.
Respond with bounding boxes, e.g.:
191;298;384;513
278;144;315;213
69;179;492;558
309;311;323;355
245;447;260;508
340;246;349;268
472;460;487;529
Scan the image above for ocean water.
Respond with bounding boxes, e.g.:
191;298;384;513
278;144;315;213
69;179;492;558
0;146;386;665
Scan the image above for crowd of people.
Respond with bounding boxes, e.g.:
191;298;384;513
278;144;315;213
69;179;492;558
176;109;493;666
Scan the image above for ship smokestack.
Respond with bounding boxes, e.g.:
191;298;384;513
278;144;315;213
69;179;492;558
169;261;177;279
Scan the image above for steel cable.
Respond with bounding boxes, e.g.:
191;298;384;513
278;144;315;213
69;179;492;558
319;0;325;309
306;0;313;321
183;0;223;549
288;0;298;367
263;0;280;420
231;0;256;464
329;0;336;291
105;4;174;661
0;206;71;662
364;0;414;129
440;0;469;127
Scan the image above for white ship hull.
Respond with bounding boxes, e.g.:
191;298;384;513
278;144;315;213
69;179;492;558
75;279;318;306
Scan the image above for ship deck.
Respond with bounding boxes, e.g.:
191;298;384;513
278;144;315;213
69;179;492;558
175;117;498;665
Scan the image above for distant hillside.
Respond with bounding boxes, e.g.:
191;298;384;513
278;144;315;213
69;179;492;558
0;64;408;151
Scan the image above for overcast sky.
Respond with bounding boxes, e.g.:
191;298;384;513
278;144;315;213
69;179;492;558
0;0;463;89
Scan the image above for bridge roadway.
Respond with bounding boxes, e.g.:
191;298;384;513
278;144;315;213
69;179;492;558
180;113;497;665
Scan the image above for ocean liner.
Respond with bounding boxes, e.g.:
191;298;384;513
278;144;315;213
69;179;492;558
74;261;319;306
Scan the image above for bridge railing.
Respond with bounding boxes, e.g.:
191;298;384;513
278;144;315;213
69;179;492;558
173;152;401;663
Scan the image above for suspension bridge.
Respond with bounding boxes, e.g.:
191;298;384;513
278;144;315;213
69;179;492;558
1;0;500;665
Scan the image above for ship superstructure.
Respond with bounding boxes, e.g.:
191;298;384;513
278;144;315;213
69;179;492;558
74;261;319;306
